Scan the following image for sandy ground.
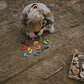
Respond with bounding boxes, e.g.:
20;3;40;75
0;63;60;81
0;0;84;84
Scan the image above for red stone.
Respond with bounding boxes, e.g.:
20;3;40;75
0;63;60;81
29;43;31;46
30;41;32;43
21;46;26;50
26;43;28;46
21;48;24;51
23;46;26;49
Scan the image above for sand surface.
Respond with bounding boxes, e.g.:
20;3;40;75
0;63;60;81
0;0;84;84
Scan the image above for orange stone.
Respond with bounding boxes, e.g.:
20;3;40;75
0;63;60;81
36;45;41;50
33;41;39;45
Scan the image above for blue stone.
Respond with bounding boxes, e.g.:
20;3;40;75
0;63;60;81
33;53;39;56
21;41;26;44
25;55;29;57
23;53;27;56
32;38;35;40
36;51;40;53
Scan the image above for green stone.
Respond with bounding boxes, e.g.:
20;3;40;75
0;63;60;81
37;34;39;36
47;40;49;42
44;46;49;49
43;41;48;44
39;39;42;42
39;36;42;39
42;48;44;51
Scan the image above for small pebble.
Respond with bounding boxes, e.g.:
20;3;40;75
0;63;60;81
36;45;41;50
47;40;49;42
29;49;33;54
23;53;27;56
29;42;31;46
21;48;24;51
23;53;29;57
33;53;39;56
37;34;39;36
25;55;29;57
27;48;30;51
33;41;39;45
43;41;48;44
44;46;49;49
35;35;38;37
30;41;32;43
42;48;44;51
39;39;42;42
21;46;26;50
32;38;35;40
20;41;26;45
39;36;42;39
26;43;28;46
36;51;40;53
23;46;26;49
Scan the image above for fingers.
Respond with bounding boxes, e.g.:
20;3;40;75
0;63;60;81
38;29;44;36
38;27;46;36
29;32;35;38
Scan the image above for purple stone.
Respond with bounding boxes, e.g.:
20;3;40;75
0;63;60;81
32;38;35;40
35;35;38;38
20;41;26;44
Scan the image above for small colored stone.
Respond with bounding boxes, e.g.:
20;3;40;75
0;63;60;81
29;43;31;46
27;48;30;51
42;48;44;51
21;46;26;50
30;41;32;43
33;53;39;56
23;46;26;49
46;40;49;42
43;41;48;44
36;51;40;53
35;35;38;37
21;48;25;51
39;39;42;42
39;36;42;39
29;49;33;54
23;53;29;57
32;38;35;41
26;43;28;46
37;34;39;36
25;55;29;57
29;41;32;46
23;53;27;56
20;41;26;45
33;41;39;46
44;46;49;49
36;45;41;50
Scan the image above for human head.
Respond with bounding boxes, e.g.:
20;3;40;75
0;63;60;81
27;8;44;32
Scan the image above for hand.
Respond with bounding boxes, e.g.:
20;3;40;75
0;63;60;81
38;29;44;36
29;32;35;38
38;27;46;36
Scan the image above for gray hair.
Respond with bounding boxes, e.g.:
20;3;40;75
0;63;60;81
26;9;44;31
28;9;44;23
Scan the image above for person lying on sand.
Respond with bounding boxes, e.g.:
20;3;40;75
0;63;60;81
20;3;55;38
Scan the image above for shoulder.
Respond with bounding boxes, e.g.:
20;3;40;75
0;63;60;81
22;3;51;14
22;3;34;13
37;3;51;13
